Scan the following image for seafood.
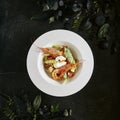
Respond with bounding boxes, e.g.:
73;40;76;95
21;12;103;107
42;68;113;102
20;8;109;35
53;56;67;68
40;47;63;58
53;61;67;68
52;62;79;80
51;69;62;80
40;45;81;81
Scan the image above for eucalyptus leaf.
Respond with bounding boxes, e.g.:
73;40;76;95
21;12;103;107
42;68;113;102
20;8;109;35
87;0;93;10
43;4;50;11
33;95;41;110
63;109;69;117
52;1;58;10
83;19;92;30
49;16;55;23
69;108;72;116
98;23;110;39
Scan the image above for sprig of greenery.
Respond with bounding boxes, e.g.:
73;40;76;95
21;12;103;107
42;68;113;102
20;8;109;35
0;93;73;120
50;104;59;113
31;0;119;54
3;107;16;120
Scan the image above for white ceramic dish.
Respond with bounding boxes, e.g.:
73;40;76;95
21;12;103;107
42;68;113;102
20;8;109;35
27;30;94;97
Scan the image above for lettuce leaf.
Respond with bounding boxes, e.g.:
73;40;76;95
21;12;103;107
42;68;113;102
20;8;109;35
64;48;75;64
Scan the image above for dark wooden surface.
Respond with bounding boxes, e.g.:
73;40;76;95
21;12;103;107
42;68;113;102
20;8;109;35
0;0;119;120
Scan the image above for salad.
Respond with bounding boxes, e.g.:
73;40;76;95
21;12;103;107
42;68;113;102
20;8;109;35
40;45;80;81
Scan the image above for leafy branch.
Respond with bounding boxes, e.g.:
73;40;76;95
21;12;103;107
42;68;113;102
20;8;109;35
0;93;73;120
31;0;119;54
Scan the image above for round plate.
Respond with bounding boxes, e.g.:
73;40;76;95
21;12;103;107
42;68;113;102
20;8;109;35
27;30;94;97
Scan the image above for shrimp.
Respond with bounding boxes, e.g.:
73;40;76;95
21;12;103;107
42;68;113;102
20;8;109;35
51;69;62;80
40;47;63;58
52;62;80;80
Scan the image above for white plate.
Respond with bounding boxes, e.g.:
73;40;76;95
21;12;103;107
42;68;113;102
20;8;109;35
27;30;94;97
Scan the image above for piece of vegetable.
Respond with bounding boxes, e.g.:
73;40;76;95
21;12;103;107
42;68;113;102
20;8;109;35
64;48;75;63
44;64;50;69
67;71;75;78
44;60;56;64
63;73;68;80
48;66;54;73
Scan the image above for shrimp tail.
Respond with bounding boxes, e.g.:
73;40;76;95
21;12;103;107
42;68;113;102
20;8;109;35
39;47;63;58
39;48;49;54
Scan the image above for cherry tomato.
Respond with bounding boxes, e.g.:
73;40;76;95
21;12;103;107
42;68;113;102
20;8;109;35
44;64;50;69
47;56;54;60
67;71;75;78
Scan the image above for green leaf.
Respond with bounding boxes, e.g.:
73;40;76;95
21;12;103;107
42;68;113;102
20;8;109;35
43;4;50;12
64;47;75;64
63;109;69;117
69;108;72;116
72;17;83;29
33;95;41;110
50;104;59;113
98;23;110;39
83;19;92;30
7;97;13;106
3;107;16;120
93;0;101;12
49;16;55;23
0;93;13;106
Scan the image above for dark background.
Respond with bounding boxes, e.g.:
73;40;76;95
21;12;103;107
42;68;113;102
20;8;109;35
0;0;119;120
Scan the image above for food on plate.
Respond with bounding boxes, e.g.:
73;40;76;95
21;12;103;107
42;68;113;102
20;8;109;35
40;45;81;81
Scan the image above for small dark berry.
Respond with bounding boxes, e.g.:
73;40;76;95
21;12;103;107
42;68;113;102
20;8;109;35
95;15;106;26
39;108;44;115
59;0;64;6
